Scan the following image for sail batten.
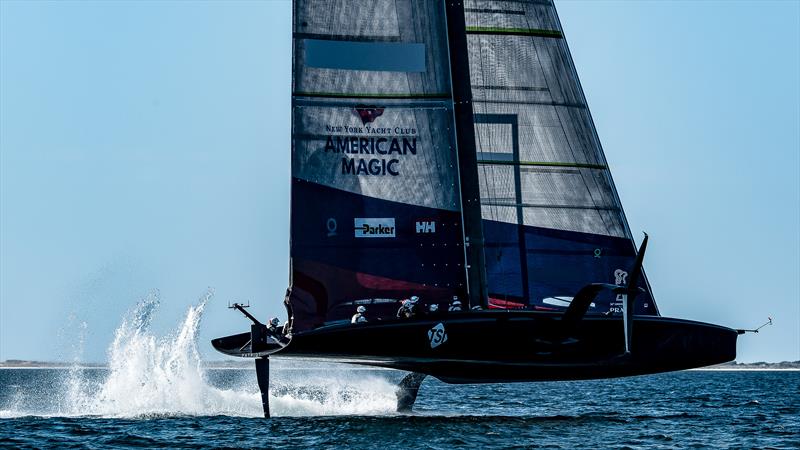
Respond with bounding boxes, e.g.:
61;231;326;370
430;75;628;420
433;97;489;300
465;26;563;38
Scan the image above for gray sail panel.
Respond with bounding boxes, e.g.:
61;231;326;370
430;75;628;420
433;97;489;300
463;0;658;314
294;0;451;97
465;0;626;237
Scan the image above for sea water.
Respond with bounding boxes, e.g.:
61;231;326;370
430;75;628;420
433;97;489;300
0;295;797;448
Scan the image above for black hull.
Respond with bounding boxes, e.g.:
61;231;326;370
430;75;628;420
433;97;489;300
212;311;737;383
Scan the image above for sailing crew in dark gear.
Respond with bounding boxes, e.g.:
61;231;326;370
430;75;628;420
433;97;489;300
448;296;463;312
267;317;281;335
397;295;420;319
426;303;443;318
352;305;368;324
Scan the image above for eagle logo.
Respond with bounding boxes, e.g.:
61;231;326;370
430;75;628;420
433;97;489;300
354;105;384;125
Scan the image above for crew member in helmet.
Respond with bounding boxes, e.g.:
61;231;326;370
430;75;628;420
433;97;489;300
448;296;463;312
351;305;368;324
397;295;420;319
267;317;281;335
427;303;442;318
396;299;410;318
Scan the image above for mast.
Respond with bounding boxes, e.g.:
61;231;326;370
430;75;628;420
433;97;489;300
443;0;489;309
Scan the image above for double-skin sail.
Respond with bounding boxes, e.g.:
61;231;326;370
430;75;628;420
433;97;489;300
289;0;658;333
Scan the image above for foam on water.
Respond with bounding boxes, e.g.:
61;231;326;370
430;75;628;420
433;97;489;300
0;290;397;418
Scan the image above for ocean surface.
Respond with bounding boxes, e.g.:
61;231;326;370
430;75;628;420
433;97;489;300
1;297;797;449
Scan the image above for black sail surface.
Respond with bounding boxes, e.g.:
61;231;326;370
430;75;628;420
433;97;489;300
462;0;659;314
289;0;467;331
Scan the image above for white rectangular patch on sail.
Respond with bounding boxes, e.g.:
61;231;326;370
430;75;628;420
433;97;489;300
354;218;396;238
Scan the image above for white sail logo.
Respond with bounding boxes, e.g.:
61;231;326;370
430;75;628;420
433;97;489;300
415;221;435;233
427;323;448;349
614;269;628;286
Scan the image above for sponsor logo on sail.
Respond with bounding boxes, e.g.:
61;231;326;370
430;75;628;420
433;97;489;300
427;323;448;349
415;221;436;234
323;111;418;176
608;269;629;314
326;218;337;237
614;269;628;286
354;218;395;238
354;105;385;125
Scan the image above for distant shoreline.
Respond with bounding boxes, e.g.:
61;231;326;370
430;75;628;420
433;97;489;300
2;359;798;370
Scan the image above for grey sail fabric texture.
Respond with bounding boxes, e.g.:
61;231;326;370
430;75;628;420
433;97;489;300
465;0;626;236
462;0;658;314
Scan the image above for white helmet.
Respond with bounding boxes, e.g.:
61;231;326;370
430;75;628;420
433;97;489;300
356;305;366;313
269;317;279;327
410;295;419;303
452;295;459;301
429;304;438;312
452;300;462;306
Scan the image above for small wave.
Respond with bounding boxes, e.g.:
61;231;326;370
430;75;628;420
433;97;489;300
631;412;701;420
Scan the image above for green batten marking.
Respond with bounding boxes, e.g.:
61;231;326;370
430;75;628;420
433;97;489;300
478;160;607;170
293;91;451;100
465;27;563;38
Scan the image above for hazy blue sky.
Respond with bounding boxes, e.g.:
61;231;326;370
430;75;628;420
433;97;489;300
1;0;797;363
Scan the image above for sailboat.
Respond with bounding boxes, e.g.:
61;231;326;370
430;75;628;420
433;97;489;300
212;0;740;417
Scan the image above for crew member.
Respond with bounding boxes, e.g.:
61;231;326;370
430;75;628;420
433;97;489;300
267;317;281;335
448;296;463;312
352;305;368;324
397;295;420;319
396;299;409;318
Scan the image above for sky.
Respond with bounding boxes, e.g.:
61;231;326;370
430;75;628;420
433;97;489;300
0;0;797;364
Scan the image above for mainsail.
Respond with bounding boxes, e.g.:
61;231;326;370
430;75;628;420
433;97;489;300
289;0;658;332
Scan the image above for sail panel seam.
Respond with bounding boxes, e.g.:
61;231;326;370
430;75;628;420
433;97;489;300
294;33;404;43
477;160;608;170
465;27;563;38
293;91;451;100
464;8;526;16
473;85;550;92
482;201;620;211
472;99;586;108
